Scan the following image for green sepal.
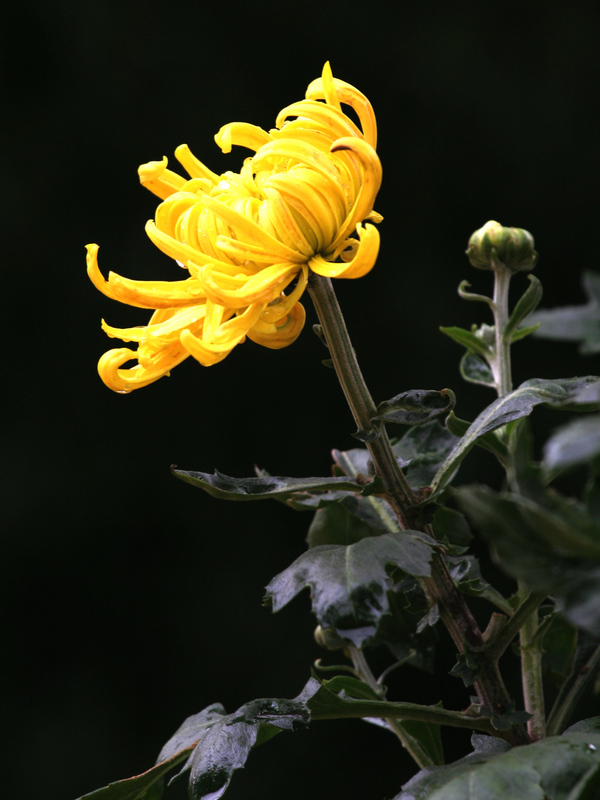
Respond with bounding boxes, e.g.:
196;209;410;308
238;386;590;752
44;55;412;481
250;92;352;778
503;273;543;343
373;389;456;426
529;270;600;354
264;531;436;647
172;468;365;501
439;325;493;357
432;377;600;495
396;726;600;800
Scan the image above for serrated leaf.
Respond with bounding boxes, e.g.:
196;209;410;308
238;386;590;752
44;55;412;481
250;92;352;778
373;389;455;426
529;271;600;355
186;695;310;800
265;532;435;647
395;730;600;800
431;377;600;495
172;469;363;501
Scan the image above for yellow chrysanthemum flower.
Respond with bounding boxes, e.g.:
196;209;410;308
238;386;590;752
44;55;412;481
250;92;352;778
87;62;382;393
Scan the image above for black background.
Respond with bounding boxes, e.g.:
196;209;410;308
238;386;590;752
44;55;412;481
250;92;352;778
4;2;600;799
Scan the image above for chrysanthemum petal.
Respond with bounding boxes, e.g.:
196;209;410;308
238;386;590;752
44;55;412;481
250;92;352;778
199;262;300;308
215;123;273;154
306;71;377;148
179;330;236;366
276;100;361;143
200;195;306;263
97;345;189;393
138;157;187;200
308;223;379;279
87;244;208;309
261;265;308;323
174;144;220;183
325;137;382;256
247;302;306;349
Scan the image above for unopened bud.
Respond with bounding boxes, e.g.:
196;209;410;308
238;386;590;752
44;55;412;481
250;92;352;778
466;220;538;272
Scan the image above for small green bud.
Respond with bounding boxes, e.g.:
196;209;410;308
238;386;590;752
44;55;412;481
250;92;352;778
466;220;538;272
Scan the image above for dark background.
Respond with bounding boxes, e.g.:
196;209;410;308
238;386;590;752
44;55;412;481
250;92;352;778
3;2;600;798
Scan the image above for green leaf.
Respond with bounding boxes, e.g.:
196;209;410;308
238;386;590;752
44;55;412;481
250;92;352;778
431;377;600;495
392;420;460;491
371;585;437;672
455;484;600;634
439;326;493;357
541;613;578;687
306;502;378;547
395;729;600;800
445;412;510;464
186;695;310;800
543;415;600;474
529;271;600;354
75;756;186;800
172;468;364;501
77;691;311;800
373;389;455;426
265;532;435;647
432;506;473;547
459;351;495;388
503;274;543;343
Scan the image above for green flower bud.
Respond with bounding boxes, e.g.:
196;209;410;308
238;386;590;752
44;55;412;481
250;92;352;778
466;220;538;272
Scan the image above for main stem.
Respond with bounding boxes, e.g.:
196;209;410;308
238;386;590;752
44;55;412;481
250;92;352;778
308;274;527;747
490;265;546;740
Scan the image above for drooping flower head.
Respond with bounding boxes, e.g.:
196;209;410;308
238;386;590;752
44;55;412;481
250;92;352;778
87;63;382;392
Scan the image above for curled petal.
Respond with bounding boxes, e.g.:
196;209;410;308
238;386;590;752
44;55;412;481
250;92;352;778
145;221;253;275
308;223;379;279
319;61;342;111
247;302;306;349
174;144;219;183
261;265;308;323
326;137;382;257
138;157;187;200
306;69;377;148
199;262;300;308
200;195;306;263
97;345;189;393
252;139;342;186
215;123;273;153
276;100;361;143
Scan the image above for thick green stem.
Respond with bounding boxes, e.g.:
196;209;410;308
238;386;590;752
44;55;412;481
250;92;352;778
518;589;546;741
486;592;546;661
491;266;513;398
308;273;528;747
